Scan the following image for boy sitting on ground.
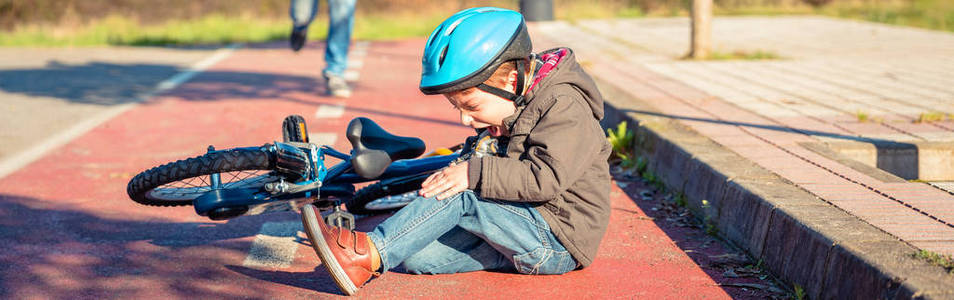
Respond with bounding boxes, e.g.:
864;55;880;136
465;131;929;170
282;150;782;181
300;7;612;295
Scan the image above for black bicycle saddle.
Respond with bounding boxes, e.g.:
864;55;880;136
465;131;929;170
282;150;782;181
346;117;426;179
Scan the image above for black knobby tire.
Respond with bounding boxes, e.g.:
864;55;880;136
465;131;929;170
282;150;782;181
347;174;428;215
127;148;275;207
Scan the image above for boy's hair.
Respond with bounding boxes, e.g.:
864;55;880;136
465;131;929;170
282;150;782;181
483;61;517;90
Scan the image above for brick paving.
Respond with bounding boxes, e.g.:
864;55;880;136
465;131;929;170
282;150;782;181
531;16;954;256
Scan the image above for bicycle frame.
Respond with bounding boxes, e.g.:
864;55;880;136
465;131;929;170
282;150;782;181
192;141;459;219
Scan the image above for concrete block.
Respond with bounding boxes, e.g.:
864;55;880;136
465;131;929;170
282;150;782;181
717;180;774;259
650;136;691;192
918;142;954;181
800;141;906;183
633;122;661;160
765;201;904;299
826;240;954;300
761;205;840;300
682;157;728;219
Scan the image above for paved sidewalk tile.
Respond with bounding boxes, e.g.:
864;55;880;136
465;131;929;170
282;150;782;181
533;16;954;256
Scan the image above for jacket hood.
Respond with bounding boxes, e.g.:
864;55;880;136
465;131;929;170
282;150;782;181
526;48;604;121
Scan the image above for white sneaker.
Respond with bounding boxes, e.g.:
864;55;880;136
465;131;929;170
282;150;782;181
325;74;352;98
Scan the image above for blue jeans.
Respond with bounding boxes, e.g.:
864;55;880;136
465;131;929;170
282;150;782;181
367;190;578;275
289;0;355;76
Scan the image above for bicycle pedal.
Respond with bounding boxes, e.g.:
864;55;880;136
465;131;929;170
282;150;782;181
324;206;355;231
282;115;310;143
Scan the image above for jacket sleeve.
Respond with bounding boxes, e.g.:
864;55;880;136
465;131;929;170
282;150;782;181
469;95;602;202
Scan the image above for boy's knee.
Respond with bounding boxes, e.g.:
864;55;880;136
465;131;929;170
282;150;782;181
430;189;477;203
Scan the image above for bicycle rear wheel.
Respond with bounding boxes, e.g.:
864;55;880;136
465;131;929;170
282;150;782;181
127;148;276;207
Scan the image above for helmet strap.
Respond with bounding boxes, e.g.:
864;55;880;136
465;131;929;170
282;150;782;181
476;60;529;106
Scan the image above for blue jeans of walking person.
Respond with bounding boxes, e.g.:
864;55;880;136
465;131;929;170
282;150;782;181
289;0;355;77
367;190;578;275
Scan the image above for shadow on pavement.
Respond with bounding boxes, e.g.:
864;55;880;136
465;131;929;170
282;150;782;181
611;176;783;299
0;61;182;105
0;193;302;298
224;265;343;295
623;108;921;176
623;108;918;146
0;60;323;106
0;60;465;128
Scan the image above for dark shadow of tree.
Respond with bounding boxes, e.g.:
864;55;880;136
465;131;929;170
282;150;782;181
0;60;322;106
0;61;184;105
0;193;336;298
0;59;465;128
612;176;781;299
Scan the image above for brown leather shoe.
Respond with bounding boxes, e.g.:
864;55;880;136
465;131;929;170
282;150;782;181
301;204;377;295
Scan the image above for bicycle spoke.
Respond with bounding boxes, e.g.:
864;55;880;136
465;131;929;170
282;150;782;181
147;170;276;201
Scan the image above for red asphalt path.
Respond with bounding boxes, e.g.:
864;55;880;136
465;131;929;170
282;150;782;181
0;40;733;298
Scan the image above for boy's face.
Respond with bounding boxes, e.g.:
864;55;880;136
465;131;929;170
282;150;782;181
444;87;516;137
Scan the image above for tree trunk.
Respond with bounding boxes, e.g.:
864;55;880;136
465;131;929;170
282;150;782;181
690;0;713;60
520;0;554;22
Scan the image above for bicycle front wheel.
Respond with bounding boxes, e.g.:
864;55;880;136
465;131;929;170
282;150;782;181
347;173;429;215
127;148;277;207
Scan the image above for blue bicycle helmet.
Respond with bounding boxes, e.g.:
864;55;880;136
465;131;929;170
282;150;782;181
419;7;532;102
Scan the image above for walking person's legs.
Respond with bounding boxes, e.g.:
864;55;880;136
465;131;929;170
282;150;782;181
323;0;356;97
289;0;319;51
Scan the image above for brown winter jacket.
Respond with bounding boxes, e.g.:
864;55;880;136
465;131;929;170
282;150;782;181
466;48;612;267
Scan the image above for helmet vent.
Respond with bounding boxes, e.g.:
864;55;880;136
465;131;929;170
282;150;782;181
445;18;464;37
438;46;448;67
427;25;444;48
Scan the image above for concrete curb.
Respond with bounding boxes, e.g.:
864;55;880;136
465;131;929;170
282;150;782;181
595;78;954;299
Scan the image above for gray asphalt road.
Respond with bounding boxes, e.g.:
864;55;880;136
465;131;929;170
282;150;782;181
0;46;218;167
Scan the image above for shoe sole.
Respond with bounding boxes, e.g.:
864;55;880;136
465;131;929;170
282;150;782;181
301;204;359;295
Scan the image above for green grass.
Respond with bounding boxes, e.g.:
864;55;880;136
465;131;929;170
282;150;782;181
0;14;289;46
607;121;635;160
0;11;447;47
857;110;870;122
557;1;645;21
793;284;806;300
915;111;947;123
351;12;447;41
679;49;781;61
822;0;954;33
914;250;954;273
606;121;642;170
704;50;781;60
3;0;953;47
716;0;954;33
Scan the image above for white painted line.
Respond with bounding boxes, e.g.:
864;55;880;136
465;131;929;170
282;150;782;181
242;221;304;269
351;41;370;54
348;47;368;57
0;44;240;180
342;41;368;82
347;59;364;69
309;132;337;146
314;103;345;119
156;46;236;91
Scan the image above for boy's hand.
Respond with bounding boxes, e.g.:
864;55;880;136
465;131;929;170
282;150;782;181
420;162;469;200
